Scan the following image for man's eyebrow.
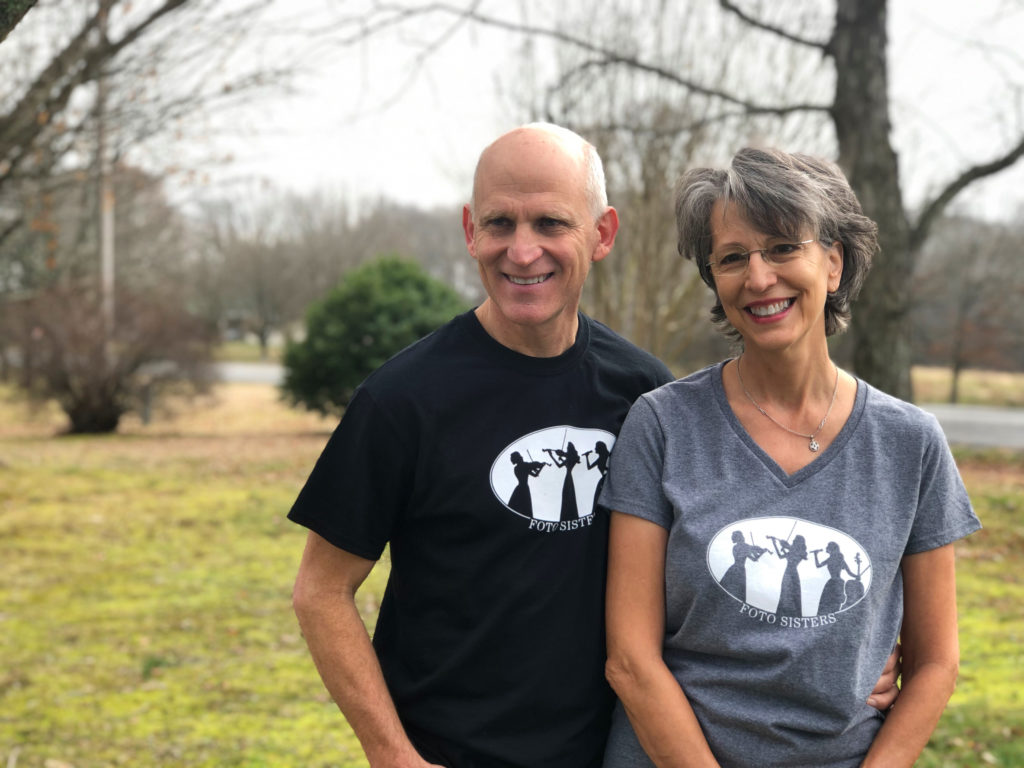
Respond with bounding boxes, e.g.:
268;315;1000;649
478;209;510;222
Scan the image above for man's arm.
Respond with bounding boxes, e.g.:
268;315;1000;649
292;531;441;768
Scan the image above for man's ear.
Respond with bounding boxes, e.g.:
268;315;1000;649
592;207;619;263
462;205;477;259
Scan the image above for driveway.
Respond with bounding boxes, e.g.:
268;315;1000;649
920;403;1024;450
214;361;284;386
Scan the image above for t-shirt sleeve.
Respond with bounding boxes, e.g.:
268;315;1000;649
599;395;674;530
287;387;414;560
905;413;981;555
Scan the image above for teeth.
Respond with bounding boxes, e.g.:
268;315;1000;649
508;274;549;285
750;299;792;317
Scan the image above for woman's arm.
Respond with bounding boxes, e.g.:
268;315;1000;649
861;544;961;767
604;512;721;768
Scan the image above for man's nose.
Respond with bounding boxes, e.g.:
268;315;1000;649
506;227;543;264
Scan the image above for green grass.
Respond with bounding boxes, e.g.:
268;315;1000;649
0;384;1022;766
214;340;283;364
0;385;378;767
920;449;1024;767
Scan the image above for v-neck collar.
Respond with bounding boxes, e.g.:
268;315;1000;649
711;359;867;488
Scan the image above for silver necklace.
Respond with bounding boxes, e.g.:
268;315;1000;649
736;356;840;453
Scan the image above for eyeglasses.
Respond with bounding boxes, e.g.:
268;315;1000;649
708;239;817;277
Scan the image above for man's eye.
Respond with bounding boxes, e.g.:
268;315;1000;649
485;217;513;231
537;217;566;230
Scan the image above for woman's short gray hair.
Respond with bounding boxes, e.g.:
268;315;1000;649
674;147;877;339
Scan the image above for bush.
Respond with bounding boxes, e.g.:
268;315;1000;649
282;257;466;414
2;281;213;433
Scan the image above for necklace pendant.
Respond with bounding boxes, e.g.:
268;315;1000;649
808;438;820;452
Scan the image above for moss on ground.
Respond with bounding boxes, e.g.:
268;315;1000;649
0;386;1021;767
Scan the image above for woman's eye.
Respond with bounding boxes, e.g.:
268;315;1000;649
771;243;800;256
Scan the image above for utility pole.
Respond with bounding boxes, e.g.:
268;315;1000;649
97;0;115;355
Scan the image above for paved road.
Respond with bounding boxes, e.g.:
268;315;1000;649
214;361;284;386
214;363;1024;449
919;403;1024;450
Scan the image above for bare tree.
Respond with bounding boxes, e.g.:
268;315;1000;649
7;279;213;432
0;0;296;430
315;0;1024;397
194;197;300;358
0;0;287;259
192;190;474;357
911;215;1024;402
351;200;477;300
0;164;213;432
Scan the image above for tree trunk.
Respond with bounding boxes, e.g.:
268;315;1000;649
65;397;123;433
830;0;913;400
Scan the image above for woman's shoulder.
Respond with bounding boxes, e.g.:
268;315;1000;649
642;361;723;403
857;378;946;443
631;362;725;425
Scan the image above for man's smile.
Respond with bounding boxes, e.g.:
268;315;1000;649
507;273;554;286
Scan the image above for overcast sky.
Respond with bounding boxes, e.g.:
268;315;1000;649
201;0;1024;221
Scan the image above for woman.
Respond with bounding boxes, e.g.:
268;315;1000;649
718;529;766;604
586;440;612;511
815;541;858;615
547;441;582;521
772;532;807;618
507;450;547;518
601;148;980;768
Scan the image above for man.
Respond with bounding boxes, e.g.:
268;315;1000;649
288;123;898;767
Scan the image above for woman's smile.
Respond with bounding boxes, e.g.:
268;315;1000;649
746;297;795;319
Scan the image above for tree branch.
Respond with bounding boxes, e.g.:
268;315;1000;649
543;57;829;122
718;0;828;51
0;0;36;43
0;0;189;183
343;3;830;118
911;134;1024;251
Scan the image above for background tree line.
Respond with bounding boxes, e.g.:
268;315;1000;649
1;0;1022;432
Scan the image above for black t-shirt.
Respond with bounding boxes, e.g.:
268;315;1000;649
289;310;673;767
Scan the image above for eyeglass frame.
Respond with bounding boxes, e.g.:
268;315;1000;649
706;238;819;277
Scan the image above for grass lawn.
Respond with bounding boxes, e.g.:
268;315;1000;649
1;382;1022;767
912;367;1024;408
213;341;283;365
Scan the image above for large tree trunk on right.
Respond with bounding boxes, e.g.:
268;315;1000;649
831;0;913;401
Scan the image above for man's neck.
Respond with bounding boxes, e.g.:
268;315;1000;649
474;303;579;358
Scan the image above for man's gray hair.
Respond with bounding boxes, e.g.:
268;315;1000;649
675;147;878;340
469;122;609;221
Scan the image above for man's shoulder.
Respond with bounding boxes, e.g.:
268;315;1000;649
359;311;473;394
583;314;674;383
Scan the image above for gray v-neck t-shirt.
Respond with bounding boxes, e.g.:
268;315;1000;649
600;362;980;768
